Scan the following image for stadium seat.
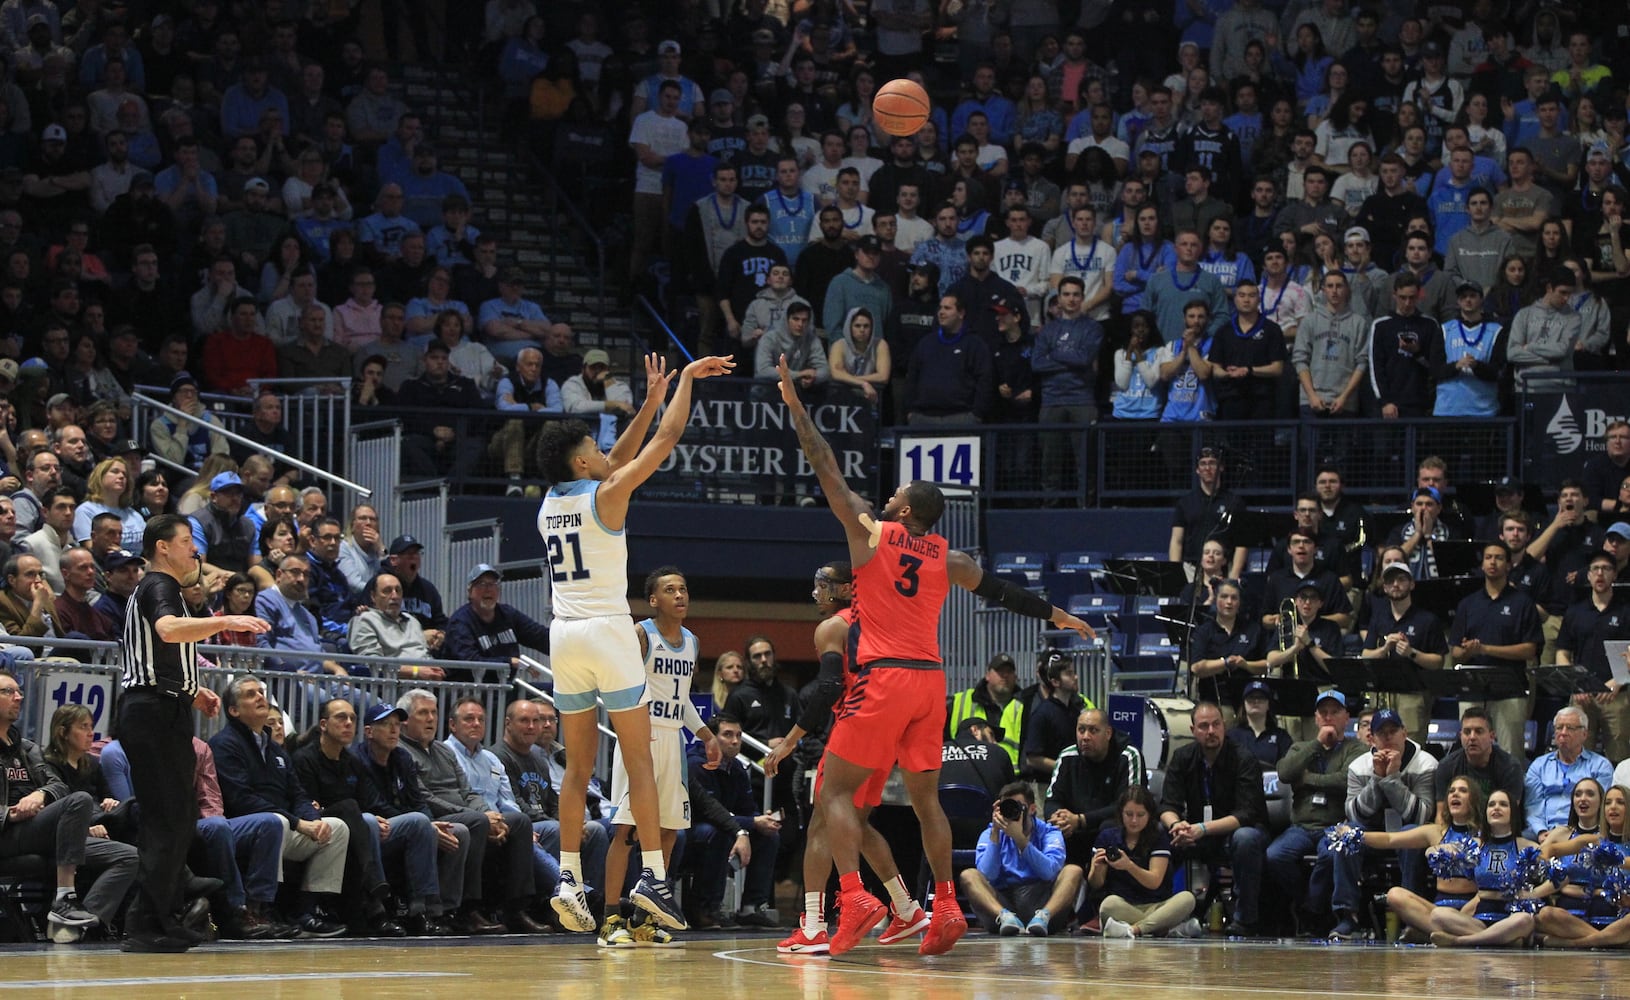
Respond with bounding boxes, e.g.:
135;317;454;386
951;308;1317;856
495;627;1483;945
925;784;995;916
1055;551;1109;574
993;552;1048;583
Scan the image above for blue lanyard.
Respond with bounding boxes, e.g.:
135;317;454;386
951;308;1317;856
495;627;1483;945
1173;267;1200;291
1070;238;1100;273
773;189;805;216
711;195;739;229
1263;279;1287;317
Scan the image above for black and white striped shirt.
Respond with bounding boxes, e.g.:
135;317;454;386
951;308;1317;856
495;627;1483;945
120;574;198;697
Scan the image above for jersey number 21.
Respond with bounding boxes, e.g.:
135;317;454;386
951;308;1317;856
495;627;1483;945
547;532;592;583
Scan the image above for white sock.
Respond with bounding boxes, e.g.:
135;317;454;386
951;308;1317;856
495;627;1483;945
884;875;916;916
560;852;582;885
641;849;666;882
55;886;73;902
804;891;826;935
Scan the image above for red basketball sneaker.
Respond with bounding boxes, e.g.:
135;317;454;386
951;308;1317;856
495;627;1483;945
878;906;929;945
918;907;967;956
828;891;886;956
777;927;830;955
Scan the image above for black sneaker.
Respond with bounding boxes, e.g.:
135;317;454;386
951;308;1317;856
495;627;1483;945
630;870;687;931
295;913;347;938
121;932;192;953
49;892;98;930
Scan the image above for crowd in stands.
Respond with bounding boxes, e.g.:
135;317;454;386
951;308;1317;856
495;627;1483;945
587;0;1630;430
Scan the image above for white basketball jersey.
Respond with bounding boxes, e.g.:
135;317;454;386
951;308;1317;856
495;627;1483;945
538;480;629;620
639;618;699;731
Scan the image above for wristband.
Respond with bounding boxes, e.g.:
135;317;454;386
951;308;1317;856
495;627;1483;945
1196;822;1207;837
736;829;751;838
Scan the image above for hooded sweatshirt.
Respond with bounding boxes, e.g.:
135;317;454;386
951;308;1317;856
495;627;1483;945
1506;295;1580;384
1292;299;1370;405
740;284;808;346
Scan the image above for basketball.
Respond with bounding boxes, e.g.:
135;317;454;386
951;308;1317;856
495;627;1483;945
873;79;931;137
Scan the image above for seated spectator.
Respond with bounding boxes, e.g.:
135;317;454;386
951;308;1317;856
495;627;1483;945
71;458;144;549
477;267;569;366
51;545;113;642
454;234;502;312
404;265;471;336
354;703;478;936
277;304;352;392
332;267;383;352
560;349;634;453
393;689;514;933
84;513;127;568
398;145;469;229
283;147;353;221
200;296;278;397
356;183;421;260
1157;700;1268;935
425;194;479;268
0;552;54;636
359;304;420;391
212;573;264;645
288;699;416;937
348;572;443;679
1227;681;1294;766
89;130;142;214
337;504;384;594
1093;786;1201;939
430;308;502;398
397;342;483;480
222;178;285;275
490;346;561;493
265;267;332;347
220;60;290;142
91;548;144;625
1265;691;1367;928
442;697;548;932
0;669;134;938
17;485;76;591
11;449;62;537
1434;706;1526;810
153;138;219;236
247;515;301;592
149;373;230;472
347;68;408;149
445;563;550;684
385;535;447;644
207;675;350;938
1525;705;1614;839
687;713;781;929
1024;652;1089;778
252;553;347;675
961;780;1082;937
188;471;255;578
1043;707;1143;867
295;185;349;263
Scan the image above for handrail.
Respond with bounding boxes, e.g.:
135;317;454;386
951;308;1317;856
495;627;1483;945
522;149;606;330
636;294;696;364
133;392;370;498
144;451;195;478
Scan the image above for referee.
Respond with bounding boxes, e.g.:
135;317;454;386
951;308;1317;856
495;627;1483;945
117;513;269;952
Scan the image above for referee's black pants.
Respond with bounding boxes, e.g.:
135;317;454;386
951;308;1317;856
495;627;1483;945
118;690;200;928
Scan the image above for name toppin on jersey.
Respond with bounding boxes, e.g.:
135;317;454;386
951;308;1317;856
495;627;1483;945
640;618;700;729
539;480;629;620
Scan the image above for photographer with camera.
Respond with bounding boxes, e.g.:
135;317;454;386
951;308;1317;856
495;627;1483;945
1092;786;1200;939
957;782;1083;938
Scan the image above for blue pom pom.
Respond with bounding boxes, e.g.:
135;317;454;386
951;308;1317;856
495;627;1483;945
1322;825;1365;856
1427;843;1473;881
1592;841;1626;871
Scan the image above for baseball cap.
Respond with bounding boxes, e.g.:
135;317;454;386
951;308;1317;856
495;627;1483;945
117;439;142;454
1343;226;1370;244
746;113;769;130
1605;522;1630;541
1371;708;1405;731
1493;475;1520;493
423;340;451;357
990;294;1014;315
855;234;882;254
1455;281;1483;297
1294;579;1323;596
46;392;72;408
1586;143;1612;162
1381;561;1414;580
389;534;423;555
658;39;681;55
1242;680;1272;701
243;176;270;193
751;28;776;44
1421;41;1444;57
1003;177;1027;193
366;704;408;725
582;349;611;368
498;266;526;285
467;563;503;586
987;653;1017;674
105;549;145;570
25;13;47;27
209;472;244;491
0;358;16;383
1413;485;1441;504
1316;689;1348;709
41;124;67;143
170;372;197;393
709;88;734;106
956;715;1004;740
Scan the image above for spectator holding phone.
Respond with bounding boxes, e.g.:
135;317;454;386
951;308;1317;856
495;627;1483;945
1092;786;1201;939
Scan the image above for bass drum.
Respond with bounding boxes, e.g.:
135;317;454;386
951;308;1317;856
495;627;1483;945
1142;696;1196;770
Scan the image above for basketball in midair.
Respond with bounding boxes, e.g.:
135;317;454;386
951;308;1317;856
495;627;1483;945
873;79;931;137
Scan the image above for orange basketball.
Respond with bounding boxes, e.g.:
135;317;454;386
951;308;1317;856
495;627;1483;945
873;79;932;137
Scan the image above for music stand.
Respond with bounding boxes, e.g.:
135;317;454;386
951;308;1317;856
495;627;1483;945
1530;664;1609;698
1158;605;1213;647
1425;665;1528;701
1102;559;1189;598
1229;509;1288;556
1409;576;1484;621
1430;540;1497;579
1324;656;1428;711
1367;509;1412;546
1263;676;1324;717
1456;480;1549;519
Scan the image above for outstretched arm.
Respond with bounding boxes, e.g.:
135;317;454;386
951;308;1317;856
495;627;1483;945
778;353;876;559
599;355;735;519
946;549;1097;639
607;354;674;472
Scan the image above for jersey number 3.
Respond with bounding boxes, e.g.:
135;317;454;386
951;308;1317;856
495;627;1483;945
894;554;922;598
547;532;592;583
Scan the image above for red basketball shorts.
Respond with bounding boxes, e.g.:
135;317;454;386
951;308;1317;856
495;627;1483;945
823;666;946;774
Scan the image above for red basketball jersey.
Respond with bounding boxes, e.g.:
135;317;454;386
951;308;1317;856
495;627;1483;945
854;519;949;666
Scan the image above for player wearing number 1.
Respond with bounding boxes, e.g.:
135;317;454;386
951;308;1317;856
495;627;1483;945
775;355;1096;957
536;353;735;933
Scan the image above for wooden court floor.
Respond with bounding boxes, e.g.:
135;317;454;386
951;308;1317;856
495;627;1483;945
2;931;1622;998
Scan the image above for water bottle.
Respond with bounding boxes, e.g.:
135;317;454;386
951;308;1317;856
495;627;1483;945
1207;897;1225;933
1385;910;1400;944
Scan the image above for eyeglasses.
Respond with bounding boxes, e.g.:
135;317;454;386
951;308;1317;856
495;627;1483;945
0;686;20;697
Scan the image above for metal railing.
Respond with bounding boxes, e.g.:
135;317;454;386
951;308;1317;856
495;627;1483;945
246;377;353;487
492;558;551;619
637;294;694;367
397;481;453;596
346;419;404;533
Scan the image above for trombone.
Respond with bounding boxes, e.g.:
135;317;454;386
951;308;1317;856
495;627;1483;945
1277;598;1299;679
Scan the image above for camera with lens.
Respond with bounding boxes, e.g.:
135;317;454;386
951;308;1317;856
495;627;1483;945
997;798;1025;822
1104;845;1123;862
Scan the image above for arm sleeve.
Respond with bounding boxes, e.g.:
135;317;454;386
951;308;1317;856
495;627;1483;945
794;651;846;733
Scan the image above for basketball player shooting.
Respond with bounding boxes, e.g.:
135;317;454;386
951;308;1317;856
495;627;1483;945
537;352;734;933
775;355;1095;956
